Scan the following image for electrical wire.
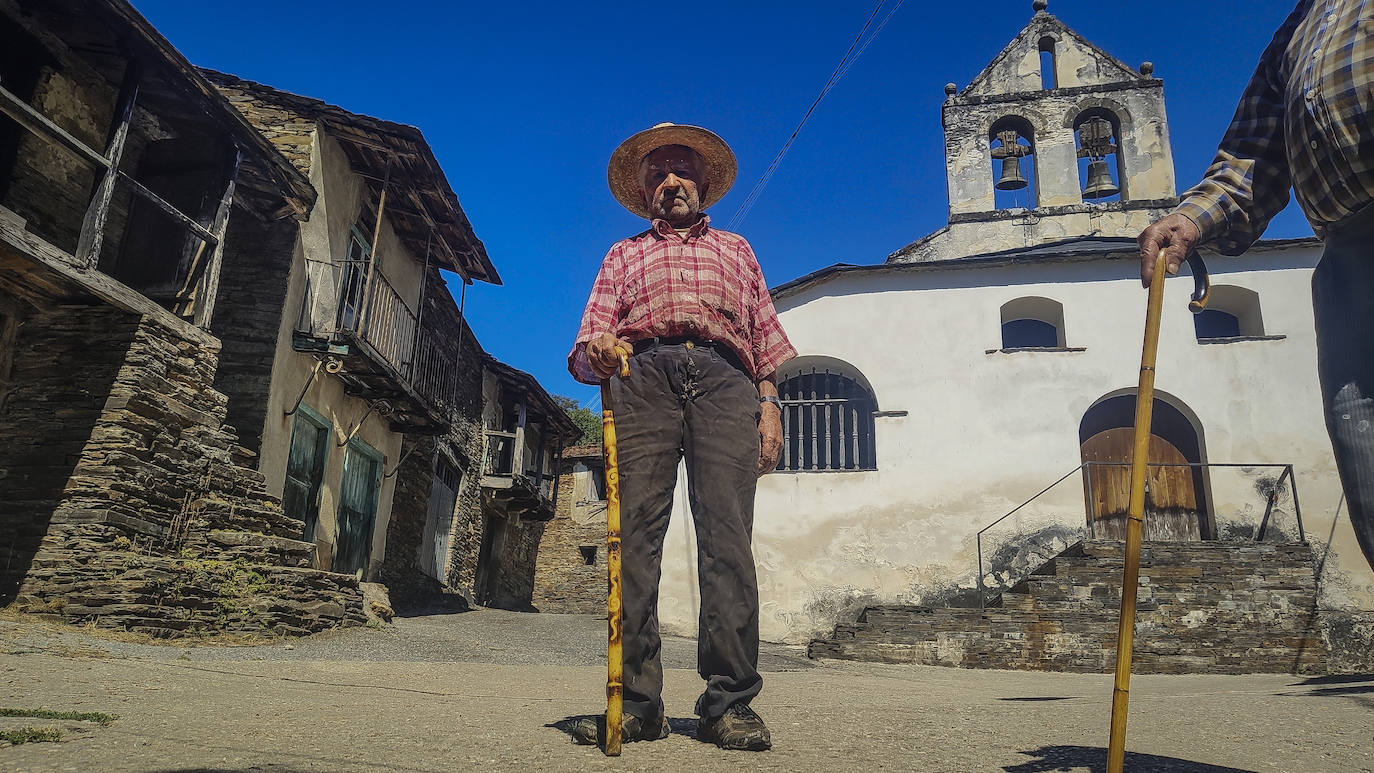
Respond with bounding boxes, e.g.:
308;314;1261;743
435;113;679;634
726;0;906;230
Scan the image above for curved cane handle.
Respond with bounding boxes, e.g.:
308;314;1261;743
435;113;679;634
614;346;629;378
1186;251;1211;314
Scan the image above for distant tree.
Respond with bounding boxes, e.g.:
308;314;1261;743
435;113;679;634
554;395;601;446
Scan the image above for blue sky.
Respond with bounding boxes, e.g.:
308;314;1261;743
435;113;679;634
130;0;1312;404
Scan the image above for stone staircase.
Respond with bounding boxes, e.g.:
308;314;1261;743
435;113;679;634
808;540;1327;674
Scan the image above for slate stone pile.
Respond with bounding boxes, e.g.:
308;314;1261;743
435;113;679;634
1;308;364;637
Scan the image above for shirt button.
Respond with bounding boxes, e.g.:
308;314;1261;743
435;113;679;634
1311;139;1319;149
1305;88;1315;100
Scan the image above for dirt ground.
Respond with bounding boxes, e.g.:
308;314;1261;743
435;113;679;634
0;609;1370;773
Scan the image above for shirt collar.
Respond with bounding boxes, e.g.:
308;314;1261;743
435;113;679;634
650;214;711;241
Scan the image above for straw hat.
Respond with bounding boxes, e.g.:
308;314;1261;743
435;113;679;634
607;123;737;219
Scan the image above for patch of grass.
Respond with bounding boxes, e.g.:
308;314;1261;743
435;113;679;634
0;726;63;745
0;707;119;725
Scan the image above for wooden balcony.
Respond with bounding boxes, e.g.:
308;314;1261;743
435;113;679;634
295;260;457;434
479;429;557;520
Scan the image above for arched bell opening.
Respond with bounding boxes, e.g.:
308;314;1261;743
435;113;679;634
1078;390;1212;541
989;116;1037;210
1074;108;1124;203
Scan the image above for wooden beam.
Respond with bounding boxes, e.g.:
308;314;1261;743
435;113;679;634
115;171;218;244
356;158;391;337
0;83;108;171
74;62;140;267
192;146;243;328
0;216;218;348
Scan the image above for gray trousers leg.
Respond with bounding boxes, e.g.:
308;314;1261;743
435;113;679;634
1312;226;1374;570
610;344;762;722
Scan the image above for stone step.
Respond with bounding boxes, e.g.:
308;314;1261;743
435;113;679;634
810;539;1326;674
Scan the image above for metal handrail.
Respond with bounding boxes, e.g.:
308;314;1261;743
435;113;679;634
975;461;1305;610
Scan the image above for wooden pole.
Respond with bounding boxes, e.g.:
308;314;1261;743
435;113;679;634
600;349;629;757
355;158;391;337
1107;254;1167;772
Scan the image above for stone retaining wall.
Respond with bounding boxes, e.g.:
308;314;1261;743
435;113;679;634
0;305;364;637
810;540;1330;674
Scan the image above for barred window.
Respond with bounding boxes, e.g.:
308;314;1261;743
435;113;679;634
777;368;877;472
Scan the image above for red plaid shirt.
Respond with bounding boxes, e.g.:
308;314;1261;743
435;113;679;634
568;216;796;385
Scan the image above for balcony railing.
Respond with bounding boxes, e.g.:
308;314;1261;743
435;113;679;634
334;258;457;418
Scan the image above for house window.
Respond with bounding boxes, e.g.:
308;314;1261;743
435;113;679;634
1195;285;1264;341
283;405;330;544
1000;297;1066;349
777;363;877;472
990;116;1036;210
579;545;597;565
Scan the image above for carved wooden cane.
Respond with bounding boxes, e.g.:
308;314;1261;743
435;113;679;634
600;348;630;756
1107;252;1209;773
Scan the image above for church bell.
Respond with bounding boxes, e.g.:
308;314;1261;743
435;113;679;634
996;156;1028;191
1082;159;1119;199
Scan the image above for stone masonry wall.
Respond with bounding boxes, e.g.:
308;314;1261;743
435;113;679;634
810;540;1328;674
209;214;300;455
0;304;364;636
374;270;487;605
532;462;608;614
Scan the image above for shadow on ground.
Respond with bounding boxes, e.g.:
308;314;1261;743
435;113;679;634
388;592;472;619
547;714;701;748
1004;746;1258;773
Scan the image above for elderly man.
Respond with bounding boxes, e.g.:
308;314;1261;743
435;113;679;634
567;123;795;751
1137;0;1374;571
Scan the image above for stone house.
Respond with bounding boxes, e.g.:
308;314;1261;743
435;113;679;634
203;74;577;607
0;0;367;635
201;71;503;585
650;3;1373;672
533;444;608;613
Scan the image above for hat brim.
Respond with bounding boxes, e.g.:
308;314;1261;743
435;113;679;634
607;124;737;219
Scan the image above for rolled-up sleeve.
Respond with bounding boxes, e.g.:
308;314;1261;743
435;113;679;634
1174;4;1302;254
568;244;622;385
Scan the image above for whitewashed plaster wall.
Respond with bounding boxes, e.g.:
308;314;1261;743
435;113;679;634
255;125;430;579
654;244;1374;644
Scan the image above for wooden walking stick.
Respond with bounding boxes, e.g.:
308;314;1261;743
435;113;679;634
600;348;630;757
1107;252;1209;773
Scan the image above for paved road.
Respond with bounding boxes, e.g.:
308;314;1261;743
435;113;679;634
0;609;1371;772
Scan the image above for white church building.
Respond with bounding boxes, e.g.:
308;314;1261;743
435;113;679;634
652;4;1374;651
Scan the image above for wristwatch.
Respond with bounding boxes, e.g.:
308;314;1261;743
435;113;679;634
759;395;782;410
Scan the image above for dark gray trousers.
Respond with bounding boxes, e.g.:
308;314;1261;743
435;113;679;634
609;343;762;722
1313;216;1374;571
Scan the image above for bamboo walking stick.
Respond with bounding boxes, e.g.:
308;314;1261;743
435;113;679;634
600;348;630;757
1107;252;1209;773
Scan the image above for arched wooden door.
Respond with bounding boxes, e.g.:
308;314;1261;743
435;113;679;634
1080;395;1209;541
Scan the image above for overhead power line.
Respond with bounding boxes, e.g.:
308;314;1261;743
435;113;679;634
726;0;906;231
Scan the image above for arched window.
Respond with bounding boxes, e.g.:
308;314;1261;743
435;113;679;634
1195;285;1264;341
1039;37;1057;90
1074;109;1122;202
776;359;877;472
990;116;1036;210
1000;297;1065;349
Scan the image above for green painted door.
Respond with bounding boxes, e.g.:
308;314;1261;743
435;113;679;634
284;408;329;544
336;440;383;577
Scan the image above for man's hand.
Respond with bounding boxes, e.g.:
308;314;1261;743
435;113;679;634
757;401;782;476
1137;213;1201;286
587;332;635;379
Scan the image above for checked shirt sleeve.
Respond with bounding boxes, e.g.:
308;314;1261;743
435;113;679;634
744;242;796;381
567;244;622;385
1174;5;1304;255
